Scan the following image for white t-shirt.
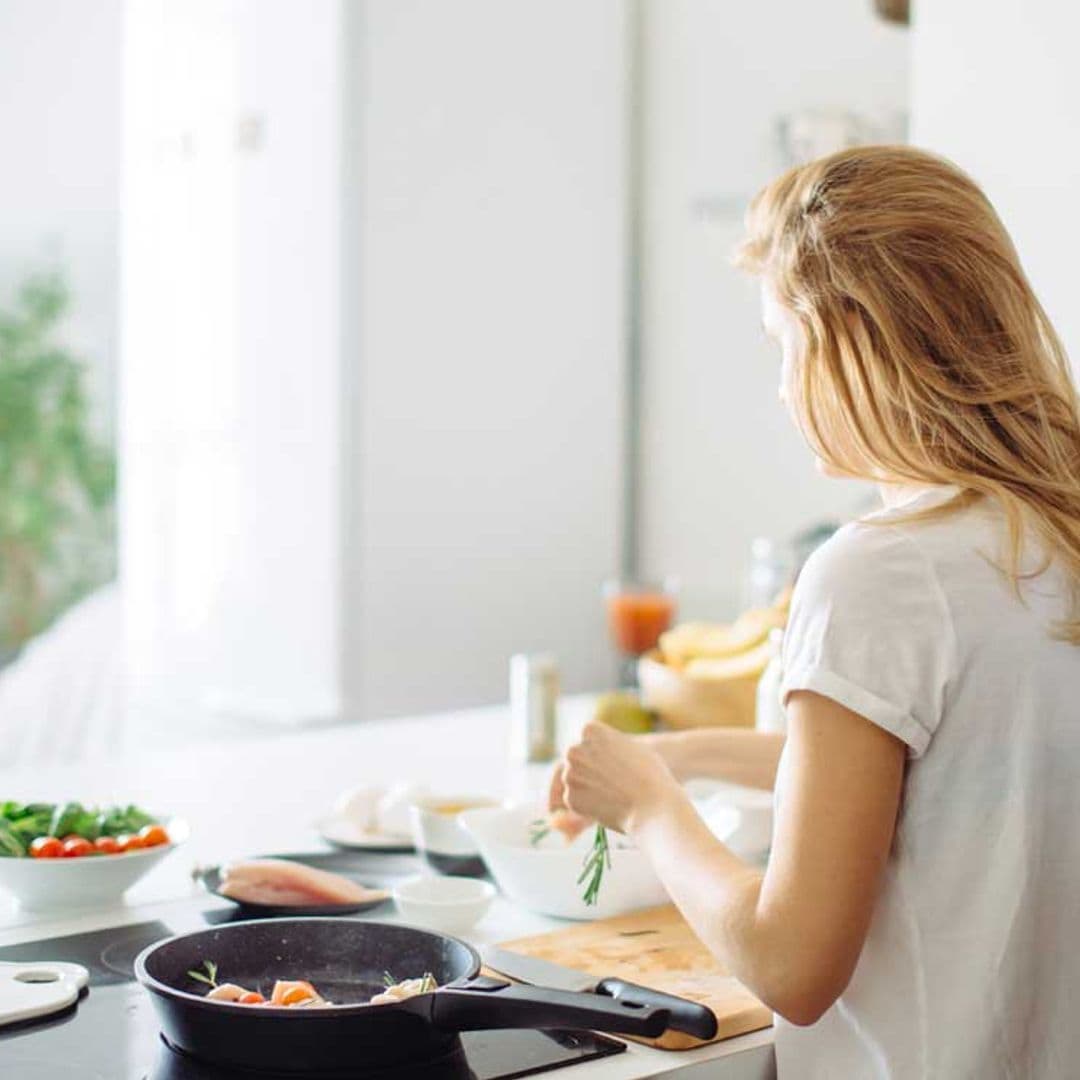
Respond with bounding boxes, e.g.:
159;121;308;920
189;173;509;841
775;486;1080;1079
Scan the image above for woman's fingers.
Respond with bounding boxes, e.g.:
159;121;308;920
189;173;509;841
548;760;568;812
550;808;591;842
546;759;592;840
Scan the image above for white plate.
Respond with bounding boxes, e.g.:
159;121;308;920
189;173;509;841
315;815;414;852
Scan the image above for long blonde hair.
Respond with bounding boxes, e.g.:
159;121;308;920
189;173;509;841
735;145;1080;641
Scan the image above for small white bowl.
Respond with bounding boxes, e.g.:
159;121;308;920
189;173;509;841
392;874;495;934
0;818;189;913
408;795;498;877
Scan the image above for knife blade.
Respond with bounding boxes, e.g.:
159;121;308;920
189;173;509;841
479;945;719;1041
481;946;597;992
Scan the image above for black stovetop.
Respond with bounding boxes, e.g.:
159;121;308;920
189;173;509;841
0;851;625;1079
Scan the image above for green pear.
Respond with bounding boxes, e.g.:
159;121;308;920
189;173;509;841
593;691;656;734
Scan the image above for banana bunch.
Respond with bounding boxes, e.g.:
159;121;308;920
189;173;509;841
656;588;791;682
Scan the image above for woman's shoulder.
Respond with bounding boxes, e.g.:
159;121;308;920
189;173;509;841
798;486;982;605
797;518;930;606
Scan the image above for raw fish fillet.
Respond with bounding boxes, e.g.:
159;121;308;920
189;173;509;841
219;859;388;906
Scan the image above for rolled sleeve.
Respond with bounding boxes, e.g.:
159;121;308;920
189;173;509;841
781;522;953;759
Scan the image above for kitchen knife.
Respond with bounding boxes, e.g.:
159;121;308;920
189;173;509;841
480;945;718;1041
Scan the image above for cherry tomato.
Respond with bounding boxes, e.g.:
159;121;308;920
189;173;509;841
62;837;94;858
116;834;145;853
29;836;63;859
238;992;265;1005
93;836;121;855
138;824;170;848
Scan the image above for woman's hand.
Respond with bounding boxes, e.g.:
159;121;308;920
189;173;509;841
551;722;681;834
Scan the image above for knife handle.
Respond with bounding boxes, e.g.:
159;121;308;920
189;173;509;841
594;978;718;1041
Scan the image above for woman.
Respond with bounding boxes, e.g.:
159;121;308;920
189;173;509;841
551;146;1080;1078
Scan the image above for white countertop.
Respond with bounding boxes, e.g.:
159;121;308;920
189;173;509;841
0;697;775;1079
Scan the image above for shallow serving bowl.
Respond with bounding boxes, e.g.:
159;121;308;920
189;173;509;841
0;818;189;912
458;806;667;921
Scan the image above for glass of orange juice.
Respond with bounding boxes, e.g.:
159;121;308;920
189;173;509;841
603;577;678;687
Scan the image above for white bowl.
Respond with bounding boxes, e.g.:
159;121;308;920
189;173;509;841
694;787;774;862
408;795;498;877
392;874;496;934
0;819;189;912
458;806;668;921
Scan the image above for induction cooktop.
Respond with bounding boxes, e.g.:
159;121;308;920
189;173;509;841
0;851;626;1079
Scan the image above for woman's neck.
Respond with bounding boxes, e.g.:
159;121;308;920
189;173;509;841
877;480;948;510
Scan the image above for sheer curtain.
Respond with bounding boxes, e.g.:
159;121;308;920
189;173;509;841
121;0;344;726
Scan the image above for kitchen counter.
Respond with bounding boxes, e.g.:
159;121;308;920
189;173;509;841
0;697;775;1079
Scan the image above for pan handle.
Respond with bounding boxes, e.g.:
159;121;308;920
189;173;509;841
595;978;718;1040
430;976;670;1037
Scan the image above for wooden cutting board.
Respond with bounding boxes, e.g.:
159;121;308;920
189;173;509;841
500;905;772;1050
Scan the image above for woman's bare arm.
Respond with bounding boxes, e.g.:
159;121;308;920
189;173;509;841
558;691;905;1025
644;728;786;791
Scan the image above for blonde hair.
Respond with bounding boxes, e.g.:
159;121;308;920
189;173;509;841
735;145;1080;641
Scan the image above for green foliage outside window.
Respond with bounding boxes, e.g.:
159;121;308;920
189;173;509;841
0;272;116;656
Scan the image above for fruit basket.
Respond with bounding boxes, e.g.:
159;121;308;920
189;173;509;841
637;596;789;730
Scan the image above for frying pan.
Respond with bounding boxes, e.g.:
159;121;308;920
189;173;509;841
135;918;717;1075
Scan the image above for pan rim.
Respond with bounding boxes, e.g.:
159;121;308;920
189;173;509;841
133;916;482;1016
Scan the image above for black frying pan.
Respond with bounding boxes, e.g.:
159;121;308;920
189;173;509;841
135;918;717;1075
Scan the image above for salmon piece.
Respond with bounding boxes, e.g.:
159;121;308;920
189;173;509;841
549;808;591;844
271;979;322;1006
218;859;389;907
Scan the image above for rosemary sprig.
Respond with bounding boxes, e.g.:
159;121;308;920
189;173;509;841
382;970;437;993
187;960;218;988
529;818;551;846
577;825;611;906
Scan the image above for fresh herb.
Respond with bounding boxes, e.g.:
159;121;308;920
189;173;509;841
50;802;102;841
99;804;157;837
577;825;611;906
382;970;437;993
0;819;24;858
528;818;551;846
0;803;55;856
187;960;219;988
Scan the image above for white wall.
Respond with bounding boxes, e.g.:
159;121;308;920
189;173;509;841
912;1;1080;368
0;0;121;432
639;0;909;617
347;1;628;717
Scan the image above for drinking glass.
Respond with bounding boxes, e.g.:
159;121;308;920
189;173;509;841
602;577;678;688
